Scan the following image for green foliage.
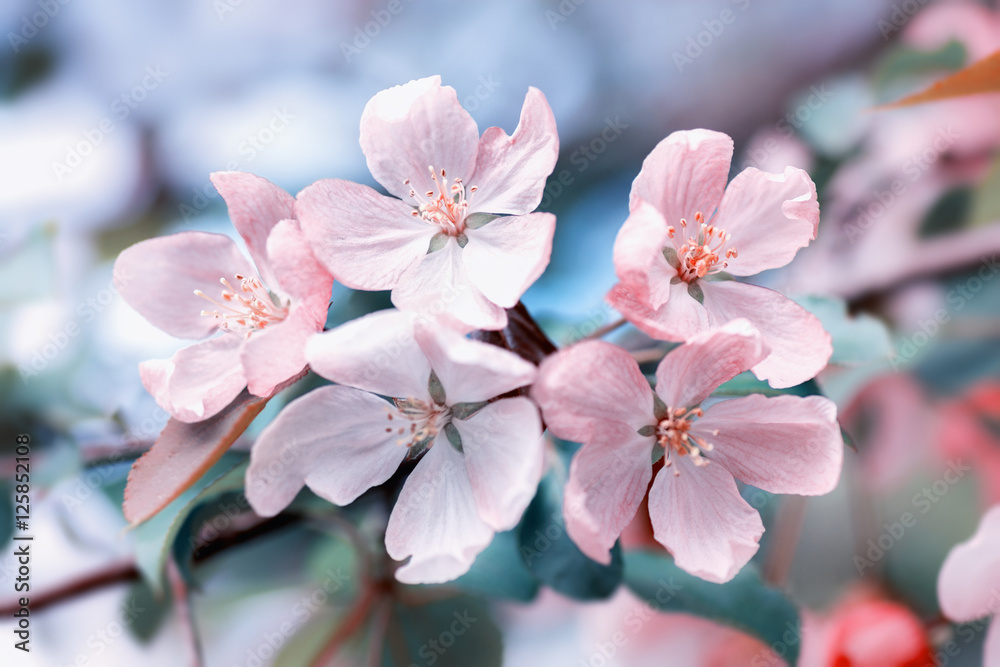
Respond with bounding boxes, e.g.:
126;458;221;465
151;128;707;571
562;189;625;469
518;468;623;600
624;550;802;666
132;453;247;592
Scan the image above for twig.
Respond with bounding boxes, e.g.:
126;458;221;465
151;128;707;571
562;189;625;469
0;558;140;615
0;514;302;615
762;496;808;586
167;557;203;667
309;586;378;667
581;317;627;341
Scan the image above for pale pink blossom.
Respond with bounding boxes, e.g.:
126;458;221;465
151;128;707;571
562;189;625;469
245;309;544;584
607;129;831;388
296;76;559;331
113;172;333;423
531;320;842;583
938;505;1000;667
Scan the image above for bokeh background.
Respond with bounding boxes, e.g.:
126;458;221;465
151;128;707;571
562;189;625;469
2;0;1000;664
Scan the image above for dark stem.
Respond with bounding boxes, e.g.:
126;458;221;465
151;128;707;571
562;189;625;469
762;496;808;586
168;557;204;667
0;513;302;616
581;317;628;341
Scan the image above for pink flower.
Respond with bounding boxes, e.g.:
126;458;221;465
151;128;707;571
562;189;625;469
296;76;559;331
113;172;333;423
804;594;936;667
531;320;842;583
938;505;1000;667
607;129;831;388
245;309;544;584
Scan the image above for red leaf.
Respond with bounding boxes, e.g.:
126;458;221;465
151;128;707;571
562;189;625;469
123;390;268;525
883;49;1000;108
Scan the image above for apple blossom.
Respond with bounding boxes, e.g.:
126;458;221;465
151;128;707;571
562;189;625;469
296;75;559;331
532;320;843;583
113;171;333;423
938;504;1000;667
245;309;544;584
607;129;831;388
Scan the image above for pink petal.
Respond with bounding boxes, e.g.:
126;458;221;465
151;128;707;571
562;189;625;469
264;218;333;314
462;212;556;308
713;166;819;276
532;340;655;443
240;304;317;397
139;335;246;424
245;386;409;517
413;322;536;404
210;171;295;289
701;280;832;389
653;319;766;408
630;129;733;225
606;280;710;341
114;232;255;340
305;309;430;400
360;76;480;202
564;421;654;564
385;440;494;584
694;394;843;495
649;458;764;584
468;87;559;215
392;238;507;331
296;178;436;291
612;201;678;309
452;397;544;532
938;505;1000;622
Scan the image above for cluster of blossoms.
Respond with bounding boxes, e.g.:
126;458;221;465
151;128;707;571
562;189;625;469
115;76;844;586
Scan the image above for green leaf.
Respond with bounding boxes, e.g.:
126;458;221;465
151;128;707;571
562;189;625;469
449;530;539;602
125;579;172;642
624;550;802;666
969;153;1000;227
517;469;623;600
384;596;502;667
713;372;822;399
792;295;892;366
918;187;972;238
873;40;966;96
132;453;247;593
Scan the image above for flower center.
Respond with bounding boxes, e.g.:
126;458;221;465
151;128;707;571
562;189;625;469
656;406;714;476
195;274;289;338
666;211;738;283
404;166;477;236
385;397;452;449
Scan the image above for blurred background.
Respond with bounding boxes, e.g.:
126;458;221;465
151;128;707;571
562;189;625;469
2;0;1000;664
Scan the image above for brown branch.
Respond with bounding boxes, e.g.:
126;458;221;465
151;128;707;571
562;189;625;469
309;586;378;667
167;557;203;667
0;558;141;615
0;513;302;615
581;317;628;341
762;496;808;587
